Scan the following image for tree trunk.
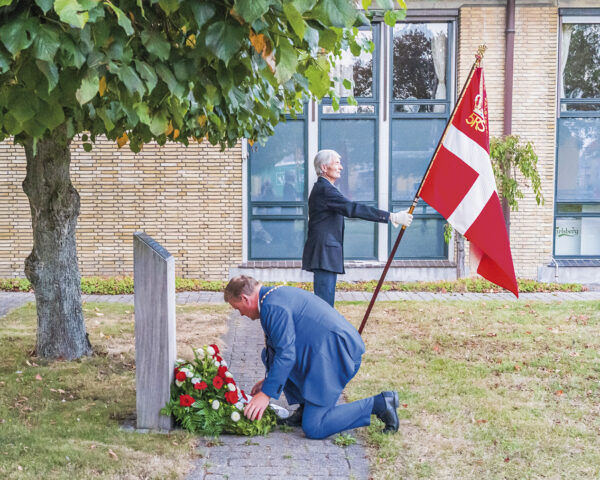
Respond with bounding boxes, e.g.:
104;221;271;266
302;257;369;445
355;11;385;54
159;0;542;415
22;129;92;360
456;233;465;278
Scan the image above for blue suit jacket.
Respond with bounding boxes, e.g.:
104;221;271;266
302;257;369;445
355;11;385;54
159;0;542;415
302;176;390;274
259;286;365;407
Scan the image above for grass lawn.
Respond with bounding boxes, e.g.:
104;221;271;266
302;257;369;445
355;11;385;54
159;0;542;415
339;300;600;480
0;302;230;480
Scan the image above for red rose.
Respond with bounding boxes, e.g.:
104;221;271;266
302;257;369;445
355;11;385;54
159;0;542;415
179;394;195;407
224;377;235;385
175;371;187;382
217;366;228;378
194;381;208;390
209;344;220;355
225;391;238;404
212;376;224;389
214;355;223;362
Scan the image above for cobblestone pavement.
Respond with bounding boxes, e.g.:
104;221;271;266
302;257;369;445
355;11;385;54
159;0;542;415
2;288;600;479
186;311;370;480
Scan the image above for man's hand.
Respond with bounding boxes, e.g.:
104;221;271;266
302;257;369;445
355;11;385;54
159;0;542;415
244;391;270;421
251;379;264;396
390;209;413;228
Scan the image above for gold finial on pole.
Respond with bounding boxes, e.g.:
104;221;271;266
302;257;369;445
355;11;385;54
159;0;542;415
475;44;487;67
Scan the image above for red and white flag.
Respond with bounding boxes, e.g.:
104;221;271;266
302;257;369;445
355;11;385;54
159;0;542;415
419;67;519;297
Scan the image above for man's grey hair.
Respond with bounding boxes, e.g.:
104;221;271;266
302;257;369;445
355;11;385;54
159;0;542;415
314;149;340;176
224;275;260;302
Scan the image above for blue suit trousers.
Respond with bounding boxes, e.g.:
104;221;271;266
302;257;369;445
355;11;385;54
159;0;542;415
302;397;374;440
313;269;337;307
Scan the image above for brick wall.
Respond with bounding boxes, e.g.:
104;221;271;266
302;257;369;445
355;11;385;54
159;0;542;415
458;5;557;279
0;138;242;280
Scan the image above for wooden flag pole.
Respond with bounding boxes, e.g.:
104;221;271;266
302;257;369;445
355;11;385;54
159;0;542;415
358;46;486;335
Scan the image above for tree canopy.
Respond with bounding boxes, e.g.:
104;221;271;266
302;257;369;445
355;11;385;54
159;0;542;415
0;0;405;152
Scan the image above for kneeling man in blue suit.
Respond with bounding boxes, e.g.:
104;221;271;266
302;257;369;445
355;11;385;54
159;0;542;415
224;275;399;440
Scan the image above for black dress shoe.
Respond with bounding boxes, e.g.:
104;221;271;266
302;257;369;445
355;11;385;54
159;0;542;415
376;391;399;433
277;404;304;427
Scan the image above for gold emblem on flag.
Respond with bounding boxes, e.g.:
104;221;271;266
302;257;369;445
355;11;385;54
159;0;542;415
465;76;487;133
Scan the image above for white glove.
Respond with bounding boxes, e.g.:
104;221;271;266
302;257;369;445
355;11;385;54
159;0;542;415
390;209;413;228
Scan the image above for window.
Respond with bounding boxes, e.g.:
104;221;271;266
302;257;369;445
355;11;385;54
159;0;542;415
389;22;453;258
248;114;307;259
245;18;456;262
555;15;600;257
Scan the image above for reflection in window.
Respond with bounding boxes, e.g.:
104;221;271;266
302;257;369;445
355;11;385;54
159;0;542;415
393;23;448;101
320;119;376;202
391;118;446;201
250;219;305;259
557;118;600;202
250;120;305;202
331;30;373;98
561;23;600;100
343;219;376;259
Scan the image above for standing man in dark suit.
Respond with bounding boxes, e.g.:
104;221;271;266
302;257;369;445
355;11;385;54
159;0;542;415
224;275;401;439
302;149;413;306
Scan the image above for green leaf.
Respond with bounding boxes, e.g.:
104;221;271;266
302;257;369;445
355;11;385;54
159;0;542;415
205;22;245;65
312;0;357;28
114;65;145;96
158;0;179;15
59;37;86;68
36;60;59;92
135;60;158;94
149;112;168;136
342;78;351;90
54;0;90;29
0;50;10;74
83;142;93;152
283;3;305;39
39;100;65;130
32;24;60;62
361;0;372;9
155;63;184;97
374;0;394;9
190;2;216;28
0;16;37;56
96;107;115;131
305;62;330;98
292;0;318;14
304;26;319;51
105;2;134;35
0;0;13;5
318;28;339;51
141;30;171;60
383;10;404;27
7;90;37;123
75;70;99;105
133;102;151;125
34;0;53;13
234;0;271;24
275;39;298;83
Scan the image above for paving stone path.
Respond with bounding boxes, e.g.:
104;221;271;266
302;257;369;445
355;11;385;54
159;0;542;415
2;288;600;480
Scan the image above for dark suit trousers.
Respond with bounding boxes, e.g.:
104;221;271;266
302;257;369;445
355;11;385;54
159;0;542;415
301;397;374;439
313;269;337;306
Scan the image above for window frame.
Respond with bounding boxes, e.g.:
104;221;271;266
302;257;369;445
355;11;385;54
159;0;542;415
554;11;600;259
388;18;456;259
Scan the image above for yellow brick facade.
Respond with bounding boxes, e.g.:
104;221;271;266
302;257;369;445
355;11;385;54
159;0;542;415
458;5;558;278
0;139;242;280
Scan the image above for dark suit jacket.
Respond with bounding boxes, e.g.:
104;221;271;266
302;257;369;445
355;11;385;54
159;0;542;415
259;286;365;407
302;176;390;274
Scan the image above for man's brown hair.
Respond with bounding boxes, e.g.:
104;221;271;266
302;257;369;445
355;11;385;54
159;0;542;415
223;275;260;302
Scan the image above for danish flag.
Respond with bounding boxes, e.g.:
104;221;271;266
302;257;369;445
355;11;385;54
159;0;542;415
420;67;519;297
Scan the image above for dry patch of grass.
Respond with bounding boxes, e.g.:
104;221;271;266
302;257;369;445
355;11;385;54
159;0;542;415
339;300;600;480
0;301;229;479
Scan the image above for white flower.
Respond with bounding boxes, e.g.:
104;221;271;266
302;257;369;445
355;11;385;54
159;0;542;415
191;377;201;385
220;360;228;367
195;348;205;359
231;411;241;422
224;371;233;378
175;380;184;387
185;370;193;378
207;346;216;356
214;360;220;367
212;400;220;410
176;358;185;364
235;402;244;410
227;383;236;392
